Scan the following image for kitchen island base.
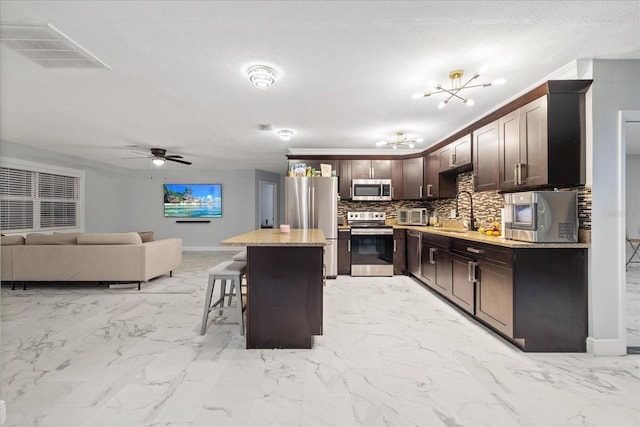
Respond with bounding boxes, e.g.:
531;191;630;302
246;246;323;349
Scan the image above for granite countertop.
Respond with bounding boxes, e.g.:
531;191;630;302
393;225;590;249
220;228;326;247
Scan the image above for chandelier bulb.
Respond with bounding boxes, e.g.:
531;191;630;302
465;99;475;107
437;100;447;109
492;78;507;86
412;93;424;99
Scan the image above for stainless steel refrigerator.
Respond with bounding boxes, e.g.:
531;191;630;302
285;176;338;278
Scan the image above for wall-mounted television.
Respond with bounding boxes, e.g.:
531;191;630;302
163;184;222;218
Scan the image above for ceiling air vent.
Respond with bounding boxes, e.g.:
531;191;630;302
0;23;110;69
258;124;273;131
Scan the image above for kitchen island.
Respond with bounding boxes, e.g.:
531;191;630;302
221;228;326;349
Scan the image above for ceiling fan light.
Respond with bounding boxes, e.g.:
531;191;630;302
152;157;165;166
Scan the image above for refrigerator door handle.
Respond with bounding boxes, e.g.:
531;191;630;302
311;186;315;227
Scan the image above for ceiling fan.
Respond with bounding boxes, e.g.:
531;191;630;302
123;148;192;166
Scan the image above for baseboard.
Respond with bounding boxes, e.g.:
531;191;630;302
182;246;235;251
586;337;627;356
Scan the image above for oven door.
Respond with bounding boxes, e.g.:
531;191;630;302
350;228;394;276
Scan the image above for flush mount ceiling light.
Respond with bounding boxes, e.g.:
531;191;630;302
376;132;424;149
277;129;295;141
413;68;505;109
247;65;277;88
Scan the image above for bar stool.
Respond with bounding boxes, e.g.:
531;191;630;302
200;260;246;335
627;237;640;270
232;250;247;261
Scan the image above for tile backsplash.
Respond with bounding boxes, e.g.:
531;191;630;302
338;171;592;231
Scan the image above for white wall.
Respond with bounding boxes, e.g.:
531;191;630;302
128;169;258;250
0;140;134;233
626;155;640;240
589;59;640;355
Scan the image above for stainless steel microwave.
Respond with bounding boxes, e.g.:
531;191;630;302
397;208;428;225
352;179;392;201
504;190;578;243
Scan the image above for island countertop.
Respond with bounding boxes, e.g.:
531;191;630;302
220;228;326;247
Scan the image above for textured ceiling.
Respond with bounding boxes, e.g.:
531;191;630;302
1;1;639;173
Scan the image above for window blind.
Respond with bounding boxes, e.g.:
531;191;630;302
0;166;80;232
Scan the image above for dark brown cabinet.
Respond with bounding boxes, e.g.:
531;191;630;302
391;159;403;200
393;228;406;275
450;253;476;315
349;159;391;179
476;260;514;338
339;160;352;200
499;98;548;191
423;152;439;199
337;228;351;275
473;120;500;192
402;157;424;199
439;134;471;172
420;233;450;296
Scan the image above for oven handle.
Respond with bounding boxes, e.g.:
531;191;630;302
350;228;394;235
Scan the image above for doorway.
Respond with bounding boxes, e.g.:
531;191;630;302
259;181;277;229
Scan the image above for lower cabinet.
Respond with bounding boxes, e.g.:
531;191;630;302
450;253;476;315
409;233;588;352
393;228;406;275
337;228;351;275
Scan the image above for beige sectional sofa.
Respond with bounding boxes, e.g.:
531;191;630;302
0;232;182;290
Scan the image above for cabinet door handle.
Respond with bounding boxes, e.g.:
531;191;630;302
514;164;519;184
348;241;351;252
518;163;524;185
429;248;436;264
427;184;433;197
419;185;423;198
466;247;484;254
391;187;394;199
394;240;397;252
468;261;478;282
450;152;456;168
370;167;374;179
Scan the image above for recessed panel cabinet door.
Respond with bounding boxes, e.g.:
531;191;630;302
499;110;521;190
519;96;548;187
473;120;500;192
402;157;423;199
451;254;475;314
475;261;514;338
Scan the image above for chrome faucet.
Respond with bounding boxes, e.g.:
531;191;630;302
455;190;476;231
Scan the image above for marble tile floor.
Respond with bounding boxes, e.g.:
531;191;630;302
1;252;638;427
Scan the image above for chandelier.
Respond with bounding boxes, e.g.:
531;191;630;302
413;68;505;109
376;132;423;149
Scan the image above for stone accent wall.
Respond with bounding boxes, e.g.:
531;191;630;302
338;171;592;232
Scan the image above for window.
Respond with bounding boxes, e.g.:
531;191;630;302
0;158;84;233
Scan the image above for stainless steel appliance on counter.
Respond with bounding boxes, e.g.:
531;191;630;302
285;177;338;278
351;179;392;201
397;208;428;226
348;211;394;276
503;190;578;243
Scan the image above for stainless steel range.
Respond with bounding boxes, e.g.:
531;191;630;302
348;211;394;277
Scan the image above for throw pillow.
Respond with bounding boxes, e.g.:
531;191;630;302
138;231;155;243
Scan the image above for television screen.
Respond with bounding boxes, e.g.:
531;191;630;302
163;184;222;218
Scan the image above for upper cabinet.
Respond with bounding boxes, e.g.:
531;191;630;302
349;159;391;179
391;159;403;200
476;81;590;192
402;157;423;199
439;134;472;172
473;120;500;192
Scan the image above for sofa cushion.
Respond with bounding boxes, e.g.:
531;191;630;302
77;232;142;245
26;233;78;245
138;231;155;243
1;235;25;245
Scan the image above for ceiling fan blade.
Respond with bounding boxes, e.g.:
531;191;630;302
164;155;184;159
122;156;151;159
166;158;192;165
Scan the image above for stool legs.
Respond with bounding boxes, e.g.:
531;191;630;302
201;274;245;336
